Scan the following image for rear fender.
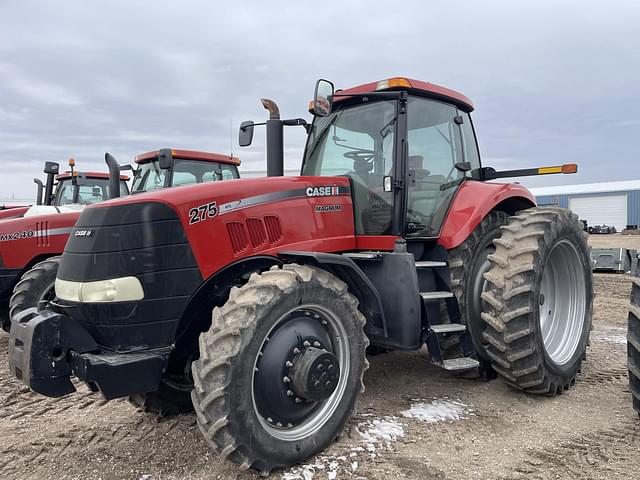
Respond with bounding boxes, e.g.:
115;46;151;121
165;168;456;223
439;181;536;249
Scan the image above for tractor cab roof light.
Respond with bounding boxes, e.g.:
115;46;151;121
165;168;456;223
376;77;412;90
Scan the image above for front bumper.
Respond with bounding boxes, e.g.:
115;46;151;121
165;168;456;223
8;307;170;399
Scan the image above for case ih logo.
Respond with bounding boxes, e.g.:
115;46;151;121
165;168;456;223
306;186;340;197
74;230;93;237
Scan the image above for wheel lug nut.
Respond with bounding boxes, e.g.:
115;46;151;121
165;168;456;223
267;417;273;423
317;363;325;371
321;320;328;325
295;397;302;404
314;380;321;388
305;311;311;316
265;336;270;342
287;423;293;428
254;367;259;372
276;422;283;427
303;340;311;347
286;389;294;397
313;314;320;319
283;376;290;383
313;341;321;348
293;347;301;354
325;381;333;389
285;360;293;367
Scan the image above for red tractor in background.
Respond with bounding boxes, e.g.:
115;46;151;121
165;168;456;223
9;77;592;474
1;149;241;332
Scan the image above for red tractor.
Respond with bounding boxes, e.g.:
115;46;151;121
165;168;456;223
9;77;592;474
1;149;240;332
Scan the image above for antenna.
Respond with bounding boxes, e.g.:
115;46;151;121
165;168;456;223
229;116;233;160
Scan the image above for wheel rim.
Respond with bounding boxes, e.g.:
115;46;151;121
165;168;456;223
539;240;586;365
251;304;350;441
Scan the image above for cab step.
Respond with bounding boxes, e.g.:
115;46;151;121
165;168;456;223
420;291;454;302
430;323;466;334
441;357;480;371
415;260;447;268
342;252;382;261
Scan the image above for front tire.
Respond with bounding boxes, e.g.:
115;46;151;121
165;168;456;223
7;256;60;332
191;264;368;473
481;208;593;394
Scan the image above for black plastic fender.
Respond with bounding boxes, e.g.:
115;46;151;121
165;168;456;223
278;251;387;338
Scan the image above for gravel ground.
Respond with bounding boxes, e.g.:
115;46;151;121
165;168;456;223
1;234;639;480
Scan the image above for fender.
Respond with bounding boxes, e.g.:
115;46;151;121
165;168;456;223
172;255;284;358
438;180;536;249
278;251;387;339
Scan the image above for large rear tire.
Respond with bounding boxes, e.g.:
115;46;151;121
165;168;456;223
481;208;593;394
628;271;640;414
191;264;368;474
7;256;60;332
447;210;509;360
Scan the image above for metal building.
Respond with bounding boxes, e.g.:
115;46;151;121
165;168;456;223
531;180;640;231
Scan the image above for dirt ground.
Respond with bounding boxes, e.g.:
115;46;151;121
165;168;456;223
1;234;639;480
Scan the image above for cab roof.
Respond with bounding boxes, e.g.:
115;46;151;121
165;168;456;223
56;172;129;181
335;77;474;112
135;149;241;166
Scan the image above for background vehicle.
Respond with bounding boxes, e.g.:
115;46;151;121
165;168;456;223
0;157;129;331
9;78;592;474
2;149;240;331
588;224;617;234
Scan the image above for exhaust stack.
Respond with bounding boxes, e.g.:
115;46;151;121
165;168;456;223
105;153;121;199
261;98;284;177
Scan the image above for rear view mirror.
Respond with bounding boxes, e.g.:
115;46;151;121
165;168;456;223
158;148;173;170
239;121;255;147
44;161;59;175
313;79;334;117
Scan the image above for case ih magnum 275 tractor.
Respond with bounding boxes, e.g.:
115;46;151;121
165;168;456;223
9;78;592;473
1;149;240;332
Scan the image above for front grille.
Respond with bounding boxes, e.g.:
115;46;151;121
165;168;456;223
58;202;202;351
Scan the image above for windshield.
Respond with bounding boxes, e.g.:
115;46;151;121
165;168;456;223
55;178;128;206
302;100;397;235
131;158;239;193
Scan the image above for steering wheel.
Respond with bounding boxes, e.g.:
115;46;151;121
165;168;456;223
343;150;376;163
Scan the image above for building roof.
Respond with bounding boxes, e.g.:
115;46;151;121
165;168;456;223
530;180;640;197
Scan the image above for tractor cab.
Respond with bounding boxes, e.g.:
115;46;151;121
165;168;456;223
33;159;130;209
302;78;481;238
131;148;240;193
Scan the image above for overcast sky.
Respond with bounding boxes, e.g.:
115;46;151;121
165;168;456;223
1;0;638;200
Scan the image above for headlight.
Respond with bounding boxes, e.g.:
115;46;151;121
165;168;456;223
55;277;144;303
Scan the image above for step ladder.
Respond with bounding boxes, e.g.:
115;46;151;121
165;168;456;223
418;260;479;372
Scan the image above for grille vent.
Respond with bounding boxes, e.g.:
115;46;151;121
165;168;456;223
264;216;283;244
226;222;249;254
246;218;268;248
226;216;282;254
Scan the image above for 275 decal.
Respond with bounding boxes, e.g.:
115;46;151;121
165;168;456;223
189;201;218;225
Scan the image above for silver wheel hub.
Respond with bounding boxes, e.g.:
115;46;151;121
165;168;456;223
539;240;586;365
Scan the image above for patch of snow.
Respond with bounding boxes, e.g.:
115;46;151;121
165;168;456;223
357;417;405;446
401;398;469;423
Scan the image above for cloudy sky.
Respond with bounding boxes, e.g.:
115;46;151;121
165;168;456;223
1;0;638;200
